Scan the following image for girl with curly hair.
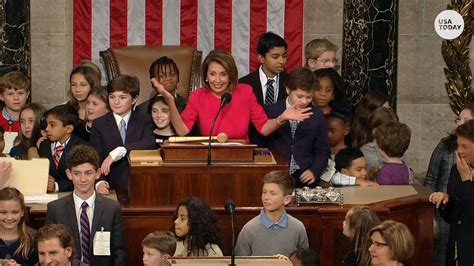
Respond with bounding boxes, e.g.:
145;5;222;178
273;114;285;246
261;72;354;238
172;197;224;257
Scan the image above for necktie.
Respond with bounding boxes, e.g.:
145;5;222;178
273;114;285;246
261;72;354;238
119;119;127;144
54;144;64;168
289;120;300;175
264;79;275;106
80;201;91;264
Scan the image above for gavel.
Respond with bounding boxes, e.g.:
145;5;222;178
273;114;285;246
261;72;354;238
168;132;229;143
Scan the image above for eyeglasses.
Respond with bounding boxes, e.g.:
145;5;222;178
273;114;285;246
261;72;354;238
315;58;338;65
369;240;388;249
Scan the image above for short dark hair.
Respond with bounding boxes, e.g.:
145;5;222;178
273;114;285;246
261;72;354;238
262;170;294;196
335;148;365;172
35;224;75;260
374;121;411;157
257;32;287;56
325;112;349;125
149;56;180;81
107;74;140;99
142;231;177;256
289;248;321;266
45;105;78;128
147;95;168;115
66;144;100;170
456;119;474;142
285;67;316;93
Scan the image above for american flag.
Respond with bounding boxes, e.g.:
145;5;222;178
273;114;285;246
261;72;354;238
73;0;304;78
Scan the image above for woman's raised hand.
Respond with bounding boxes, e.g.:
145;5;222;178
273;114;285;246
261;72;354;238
280;102;313;122
151;78;174;103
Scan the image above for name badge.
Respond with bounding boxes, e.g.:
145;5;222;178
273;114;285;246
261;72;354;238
93;227;111;256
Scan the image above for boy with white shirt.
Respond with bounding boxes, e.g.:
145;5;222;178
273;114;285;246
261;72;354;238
89;74;156;196
46;144;127;265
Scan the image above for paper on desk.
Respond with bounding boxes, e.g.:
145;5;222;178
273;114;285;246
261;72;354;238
200;142;244;146
24;194;58;204
0;157;49;195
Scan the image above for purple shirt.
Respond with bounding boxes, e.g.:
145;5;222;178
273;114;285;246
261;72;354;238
377;161;410;185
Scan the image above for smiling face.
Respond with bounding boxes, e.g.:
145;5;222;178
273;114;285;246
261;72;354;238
66;163;100;199
20;108;36;139
70;73;91;103
341;157;368;181
108;91;137;116
38;238;72;266
0;199;23;232
206;62;230;97
174;206;190;238
86;94;108;122
151;101;171;130
287;88;313;110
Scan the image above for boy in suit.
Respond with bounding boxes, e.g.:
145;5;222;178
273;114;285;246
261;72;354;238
46;144;127;265
39;105;88;192
239;32;289;145
235;171;309;256
90;74;156;195
265;67;330;187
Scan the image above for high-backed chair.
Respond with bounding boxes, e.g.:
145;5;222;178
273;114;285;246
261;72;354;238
100;45;202;106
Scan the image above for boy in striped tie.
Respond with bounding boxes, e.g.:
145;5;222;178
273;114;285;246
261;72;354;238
38;105;88;192
46;144;127;265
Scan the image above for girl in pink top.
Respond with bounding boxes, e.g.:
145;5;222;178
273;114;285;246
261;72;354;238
151;49;312;143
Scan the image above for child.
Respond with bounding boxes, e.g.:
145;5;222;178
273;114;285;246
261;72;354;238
265;67;330;187
10;103;46;159
46;144;127;265
331;148;378;187
90;74;156;195
38;105;88;192
374;121;412;185
320;113;350;184
0;71;30;133
235;170;309;256
360;107;399;180
172;197;223;257
35;223;78;265
68;64;101;121
313;68;350;115
342;206;381;266
137;56;187;115
351;91;390;149
142;231;177;266
304;38;338;71
78;86;110;141
0;187;38;265
147;95;175;145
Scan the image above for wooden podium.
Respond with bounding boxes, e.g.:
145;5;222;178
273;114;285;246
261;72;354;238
129;147;287;206
168;257;291;265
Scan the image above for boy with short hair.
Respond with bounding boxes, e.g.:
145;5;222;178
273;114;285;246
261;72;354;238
46;144;127;265
265;67;330;187
38;105;88;192
90;74;156;195
235;170;309;256
374;121;412;185
0;71;30;132
142;231;177;266
304;39;338;71
331;147;378;186
239;32;289;145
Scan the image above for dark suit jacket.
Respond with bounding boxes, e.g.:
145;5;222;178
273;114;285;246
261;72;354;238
440;165;474;266
46;193;127;266
38;134;88;192
265;100;330;184
89;111;156;193
239;69;289;145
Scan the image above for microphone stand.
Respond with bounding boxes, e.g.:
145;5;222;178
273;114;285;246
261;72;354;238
225;200;236;266
207;92;231;165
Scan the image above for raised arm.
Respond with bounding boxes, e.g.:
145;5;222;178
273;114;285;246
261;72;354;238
151;78;190;136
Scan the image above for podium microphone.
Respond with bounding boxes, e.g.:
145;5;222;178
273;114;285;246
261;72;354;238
225;199;236;266
207;92;232;165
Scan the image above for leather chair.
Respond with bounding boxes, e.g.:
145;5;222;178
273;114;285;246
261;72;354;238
100;45;202;106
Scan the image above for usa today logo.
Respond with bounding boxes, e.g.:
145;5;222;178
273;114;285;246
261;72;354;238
434;10;464;40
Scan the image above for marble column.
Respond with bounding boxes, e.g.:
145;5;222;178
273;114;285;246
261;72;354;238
342;0;398;108
0;0;30;75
